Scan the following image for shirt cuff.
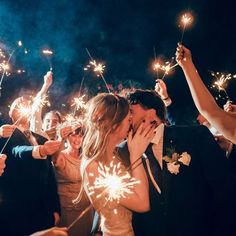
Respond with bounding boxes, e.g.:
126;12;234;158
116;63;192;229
163;97;172;107
32;146;47;159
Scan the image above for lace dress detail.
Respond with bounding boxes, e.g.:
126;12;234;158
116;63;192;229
84;160;134;236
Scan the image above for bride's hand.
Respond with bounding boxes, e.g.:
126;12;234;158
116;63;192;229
127;121;156;163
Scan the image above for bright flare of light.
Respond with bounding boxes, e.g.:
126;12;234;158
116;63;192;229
0;62;10;71
211;71;235;91
42;49;53;55
32;94;50;112
152;59;178;75
181;13;193;27
71;94;87;111
16;103;32;118
84;60;105;76
88;161;140;203
17;41;23;47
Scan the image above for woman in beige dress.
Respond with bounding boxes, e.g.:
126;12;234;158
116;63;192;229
55;125;94;236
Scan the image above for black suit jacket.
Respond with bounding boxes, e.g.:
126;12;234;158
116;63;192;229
0;128;60;236
118;125;236;236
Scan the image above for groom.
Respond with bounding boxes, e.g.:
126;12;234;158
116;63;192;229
118;89;236;236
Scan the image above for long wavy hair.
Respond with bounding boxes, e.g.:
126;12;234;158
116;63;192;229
73;93;129;204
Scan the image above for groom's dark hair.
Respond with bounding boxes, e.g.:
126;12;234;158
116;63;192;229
127;89;166;122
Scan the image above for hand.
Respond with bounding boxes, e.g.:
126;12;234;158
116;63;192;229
0;154;7;176
53;212;60;226
30;227;68;236
224;101;236;113
44;71;53;88
128;121;156;163
0;124;16;138
59;126;73;140
175;43;192;68
39;140;62;156
155;79;169;100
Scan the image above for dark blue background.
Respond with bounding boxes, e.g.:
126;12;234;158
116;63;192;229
0;0;235;124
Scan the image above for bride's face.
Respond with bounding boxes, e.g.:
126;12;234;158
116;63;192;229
112;111;132;143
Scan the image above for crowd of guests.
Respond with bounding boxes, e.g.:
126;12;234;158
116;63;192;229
0;44;236;236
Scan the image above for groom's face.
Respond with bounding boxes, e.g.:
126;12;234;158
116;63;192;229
130;104;150;132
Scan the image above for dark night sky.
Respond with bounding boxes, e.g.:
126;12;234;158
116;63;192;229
0;0;235;124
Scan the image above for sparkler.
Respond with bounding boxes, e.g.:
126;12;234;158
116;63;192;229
84;48;111;93
71;95;87;112
0;41;23;96
210;70;236;101
68;159;140;231
153;58;178;80
31;94;50;113
88;160;140;203
179;12;193;43
42;49;53;71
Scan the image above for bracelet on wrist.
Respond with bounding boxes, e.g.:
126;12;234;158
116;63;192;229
162;96;169;100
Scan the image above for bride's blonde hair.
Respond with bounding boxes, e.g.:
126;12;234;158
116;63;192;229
73;93;129;204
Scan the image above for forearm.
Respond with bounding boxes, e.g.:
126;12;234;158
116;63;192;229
182;61;218;116
130;155;149;202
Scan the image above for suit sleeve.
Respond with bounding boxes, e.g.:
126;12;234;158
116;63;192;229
47;161;61;215
12;145;34;160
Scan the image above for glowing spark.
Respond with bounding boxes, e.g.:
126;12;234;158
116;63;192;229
17;41;23;47
152;59;178;78
17;69;26;74
210;70;236;101
0;62;10;71
181;13;192;26
16;103;32;119
88;161;140;203
211;71;233;91
84;60;105;77
32;95;50;113
42;49;53;55
71;95;87;111
179;12;194;43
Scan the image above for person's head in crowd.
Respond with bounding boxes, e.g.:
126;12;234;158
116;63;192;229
42;110;62;139
66;124;84;154
127;89;166;131
9;96;31;129
82;93;131;163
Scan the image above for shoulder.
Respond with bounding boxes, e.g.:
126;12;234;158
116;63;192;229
54;151;66;170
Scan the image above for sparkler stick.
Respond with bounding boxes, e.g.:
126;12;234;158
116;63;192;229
42;49;53;71
85;48;111;93
179;13;193;43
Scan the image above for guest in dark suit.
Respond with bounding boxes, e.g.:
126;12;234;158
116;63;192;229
0;97;62;236
118;89;236;236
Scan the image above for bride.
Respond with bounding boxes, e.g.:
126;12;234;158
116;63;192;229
77;93;156;236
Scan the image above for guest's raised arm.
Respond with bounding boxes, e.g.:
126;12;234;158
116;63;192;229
176;43;236;143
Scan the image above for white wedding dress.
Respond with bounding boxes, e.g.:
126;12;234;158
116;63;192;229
83;161;135;236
